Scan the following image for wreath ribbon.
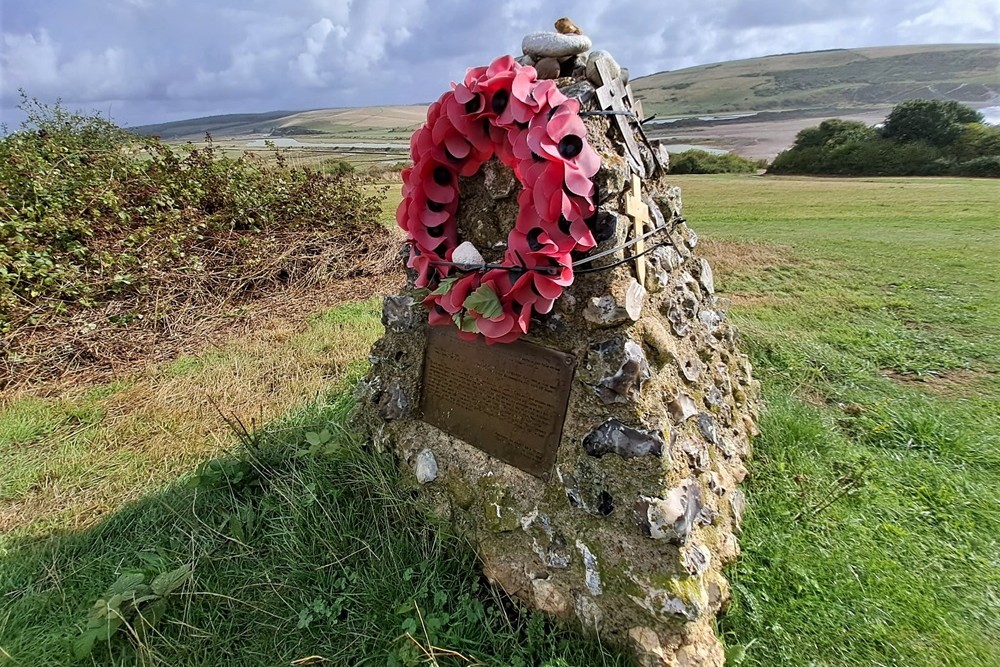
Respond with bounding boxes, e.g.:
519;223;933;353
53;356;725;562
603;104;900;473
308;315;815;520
397;55;601;343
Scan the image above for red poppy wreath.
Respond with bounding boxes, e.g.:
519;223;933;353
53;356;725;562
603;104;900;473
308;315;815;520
396;55;601;344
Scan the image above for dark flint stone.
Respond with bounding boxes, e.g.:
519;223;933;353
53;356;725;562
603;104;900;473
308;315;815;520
583;419;664;458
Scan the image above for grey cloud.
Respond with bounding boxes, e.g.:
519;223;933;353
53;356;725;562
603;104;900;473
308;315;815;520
2;0;997;127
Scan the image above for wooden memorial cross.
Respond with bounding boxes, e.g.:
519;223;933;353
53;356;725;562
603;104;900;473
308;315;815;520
593;58;646;179
624;174;650;286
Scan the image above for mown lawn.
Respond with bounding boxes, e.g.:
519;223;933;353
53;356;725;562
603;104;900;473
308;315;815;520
1;175;997;666
681;175;1000;666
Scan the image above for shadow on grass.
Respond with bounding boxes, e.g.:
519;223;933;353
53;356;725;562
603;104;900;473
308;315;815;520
0;392;629;667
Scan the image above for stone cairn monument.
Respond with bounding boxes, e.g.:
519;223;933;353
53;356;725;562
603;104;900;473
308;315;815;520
356;18;760;667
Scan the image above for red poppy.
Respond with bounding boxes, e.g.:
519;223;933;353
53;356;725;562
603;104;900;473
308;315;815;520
398;55;602;343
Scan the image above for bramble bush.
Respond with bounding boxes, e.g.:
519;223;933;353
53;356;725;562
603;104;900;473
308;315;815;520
0;94;390;335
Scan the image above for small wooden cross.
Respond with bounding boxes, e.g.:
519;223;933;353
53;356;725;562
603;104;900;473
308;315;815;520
624;174;650;286
593;58;646;179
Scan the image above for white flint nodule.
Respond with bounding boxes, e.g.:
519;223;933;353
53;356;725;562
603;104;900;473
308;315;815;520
452;241;485;267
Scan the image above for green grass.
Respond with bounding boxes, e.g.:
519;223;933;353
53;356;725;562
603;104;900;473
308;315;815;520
0;392;626;666
676;175;1000;666
2;175;997;666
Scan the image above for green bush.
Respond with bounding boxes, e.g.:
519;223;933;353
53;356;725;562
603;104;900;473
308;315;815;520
881;99;983;147
669;150;765;174
767;99;998;177
320;158;356;176
0;95;387;334
953;156;1000;177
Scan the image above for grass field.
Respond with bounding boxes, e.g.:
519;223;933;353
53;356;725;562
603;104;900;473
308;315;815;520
1;175;998;666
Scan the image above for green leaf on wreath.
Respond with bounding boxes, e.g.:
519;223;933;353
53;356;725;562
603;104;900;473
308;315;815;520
431;277;458;296
463;284;503;319
452;312;480;333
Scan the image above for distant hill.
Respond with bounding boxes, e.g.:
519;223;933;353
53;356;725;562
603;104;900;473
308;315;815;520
133;106;427;140
632;44;1000;118
132;44;999;146
132;111;299;139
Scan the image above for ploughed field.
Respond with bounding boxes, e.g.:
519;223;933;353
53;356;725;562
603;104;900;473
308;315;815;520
1;175;997;666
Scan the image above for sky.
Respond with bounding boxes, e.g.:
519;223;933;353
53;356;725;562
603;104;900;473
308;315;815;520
1;0;998;128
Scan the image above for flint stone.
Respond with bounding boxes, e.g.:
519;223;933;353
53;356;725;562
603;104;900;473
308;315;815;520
698;413;719;445
583;419;664;458
574;592;603;629
534;56;561;79
696;258;715;295
585;50;621;86
730;489;746;534
596;339;651;404
705;386;724;408
590;210;619;244
678;434;710;473
522;31;592;58
681;544;711;577
382;295;416;332
452;241;485;267
585;294;630;326
667;305;690;336
576;540;603;595
668;393;699;422
634;479;704;544
700;309;723;332
378;384;408;421
560;79;596;105
654;187;683;219
679;354;703;383
414;448;438;484
532;538;572;568
625;280;646;321
650;140;671;171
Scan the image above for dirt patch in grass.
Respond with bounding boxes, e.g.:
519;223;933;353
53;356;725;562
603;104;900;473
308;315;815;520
3;256;403;396
698;237;799;277
880;367;995;397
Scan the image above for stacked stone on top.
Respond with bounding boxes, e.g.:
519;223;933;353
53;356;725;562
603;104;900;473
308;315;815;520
357;17;760;667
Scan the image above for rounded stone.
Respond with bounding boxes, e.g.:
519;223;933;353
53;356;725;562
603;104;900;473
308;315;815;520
534;56;561;80
414;448;438;484
522;31;592;58
586;50;622;86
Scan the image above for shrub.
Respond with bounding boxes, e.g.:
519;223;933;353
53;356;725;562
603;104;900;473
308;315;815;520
953;156;1000;178
767;99;998;177
320;158;356;176
881;99;984;147
668;150;765;174
0;95;390;336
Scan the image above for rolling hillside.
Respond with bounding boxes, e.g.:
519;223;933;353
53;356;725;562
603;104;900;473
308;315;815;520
132;44;999;158
133;106;426;140
632;43;999;117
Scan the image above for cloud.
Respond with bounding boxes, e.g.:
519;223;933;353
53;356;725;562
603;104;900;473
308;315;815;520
1;0;997;127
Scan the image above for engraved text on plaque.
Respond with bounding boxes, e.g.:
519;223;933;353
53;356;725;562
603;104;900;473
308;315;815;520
420;327;576;478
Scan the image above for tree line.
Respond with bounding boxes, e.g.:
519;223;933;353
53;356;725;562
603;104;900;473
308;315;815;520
769;100;1000;177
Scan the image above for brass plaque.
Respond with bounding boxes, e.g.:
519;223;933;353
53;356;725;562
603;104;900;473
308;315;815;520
420;327;576;478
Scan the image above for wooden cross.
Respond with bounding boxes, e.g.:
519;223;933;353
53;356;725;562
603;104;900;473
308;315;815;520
624;174;650;286
593;58;646;179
